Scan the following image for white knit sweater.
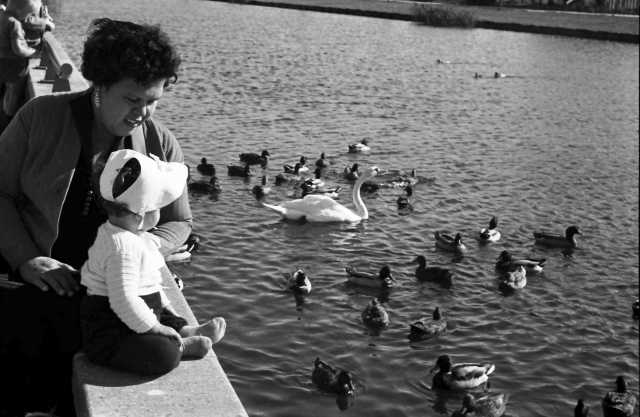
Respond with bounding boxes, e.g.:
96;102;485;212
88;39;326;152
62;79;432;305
81;221;170;333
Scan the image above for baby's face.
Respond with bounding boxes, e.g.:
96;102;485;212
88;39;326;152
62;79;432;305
7;0;41;19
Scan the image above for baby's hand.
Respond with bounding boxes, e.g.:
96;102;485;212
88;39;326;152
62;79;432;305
148;323;183;349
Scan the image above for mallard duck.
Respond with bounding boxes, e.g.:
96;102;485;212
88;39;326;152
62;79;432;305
315;152;330;169
262;166;379;223
345;265;395;289
397;185;413;210
413;255;453;287
500;265;526;290
431;355;495;391
227;164;252;177
451;392;508;417
575;399;590;417
533;225;581;248
479;216;501;243
361;297;389;328
344;163;360;181
312;357;354;396
285;269;311;294
435;231;467;254
633;299;639;319
197;157;215;176
165;233;201;263
602;376;636;417
495;250;545;274
301;182;341;199
252;175;271;200
284;156;309;175
389;169;418;188
408;307;447;341
348;138;370;153
239;149;270;167
188;175;222;195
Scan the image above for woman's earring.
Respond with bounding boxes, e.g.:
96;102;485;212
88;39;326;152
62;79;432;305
93;88;102;109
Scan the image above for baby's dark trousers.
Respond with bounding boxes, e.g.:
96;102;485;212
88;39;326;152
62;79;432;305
80;291;188;376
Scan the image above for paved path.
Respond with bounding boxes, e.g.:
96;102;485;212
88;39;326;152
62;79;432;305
214;0;638;42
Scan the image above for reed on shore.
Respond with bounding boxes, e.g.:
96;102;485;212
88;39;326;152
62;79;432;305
412;4;476;27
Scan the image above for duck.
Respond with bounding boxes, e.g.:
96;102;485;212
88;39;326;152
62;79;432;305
348;138;370;153
301;182;341;199
494;72;507;78
188;175;222;195
239;149;270;167
315;152;330;169
479;216;500;243
575;399;590;417
275;164;302;185
227;164;252;178
533;225;581;248
430;355;495;391
633;299;639;319
495;250;545;274
413;255;453;287
500;265;527;290
602;376;636;417
196;157;215;176
311;357;355;396
436;58;451;64
164;233;201;263
361;297;390;328
435;231;467;254
262;166;379;222
343;163;360;181
397;185;413;210
284;156;309;175
389;169;419;188
252;175;271;200
360;181;380;194
451;392;508;417
345;265;395;289
408;307;447;341
301;167;326;189
285;269;311;294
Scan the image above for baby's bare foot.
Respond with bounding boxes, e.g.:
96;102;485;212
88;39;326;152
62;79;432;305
197;317;226;344
182;335;212;359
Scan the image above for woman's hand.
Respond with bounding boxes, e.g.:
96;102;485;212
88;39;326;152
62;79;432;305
18;256;80;296
148;323;184;350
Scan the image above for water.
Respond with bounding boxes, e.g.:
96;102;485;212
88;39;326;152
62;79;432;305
51;0;639;415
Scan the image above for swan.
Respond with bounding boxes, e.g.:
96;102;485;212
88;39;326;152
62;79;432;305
451;393;508;417
534;225;581;248
431;355;495;391
196;157;215;176
312;358;355;396
602;376;636;417
479;216;500;243
239;149;270;167
262;166;379;222
361;297;389;328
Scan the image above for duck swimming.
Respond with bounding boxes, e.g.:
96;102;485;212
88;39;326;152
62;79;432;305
500;265;526;290
188;175;221;195
361;297;390;328
252;175;271;200
262;166;379;222
575;399;589;417
479;216;500;243
451;392;508;417
495;250;545;274
413;255;453;287
533;225;581;248
312;357;355;396
435;231;467;254
348;138;371;153
408;307;447;341
285;269;311;294
344;163;360;181
345;265;395;289
315;152;330;169
397;185;413;211
284;156;309;175
602;376;636;417
430;355;495;391
227;164;252;177
239;149;270;167
197;157;215;176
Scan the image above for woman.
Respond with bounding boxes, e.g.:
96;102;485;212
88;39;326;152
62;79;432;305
0;18;191;416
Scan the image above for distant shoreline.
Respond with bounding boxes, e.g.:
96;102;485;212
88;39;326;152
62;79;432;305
211;0;639;43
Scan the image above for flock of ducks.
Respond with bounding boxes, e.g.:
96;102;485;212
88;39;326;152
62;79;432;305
185;141;636;417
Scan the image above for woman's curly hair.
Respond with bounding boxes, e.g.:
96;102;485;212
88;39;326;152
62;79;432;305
81;18;181;87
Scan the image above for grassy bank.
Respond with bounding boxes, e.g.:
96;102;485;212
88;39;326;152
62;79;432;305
412;4;476;27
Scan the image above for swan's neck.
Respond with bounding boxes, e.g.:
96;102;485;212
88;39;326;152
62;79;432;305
352;174;370;219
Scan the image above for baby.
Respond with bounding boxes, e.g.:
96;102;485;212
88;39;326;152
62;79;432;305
80;149;226;376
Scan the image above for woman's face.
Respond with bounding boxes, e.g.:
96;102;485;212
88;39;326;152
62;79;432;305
97;78;166;137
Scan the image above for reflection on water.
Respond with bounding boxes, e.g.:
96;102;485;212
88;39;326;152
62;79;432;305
54;0;638;416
